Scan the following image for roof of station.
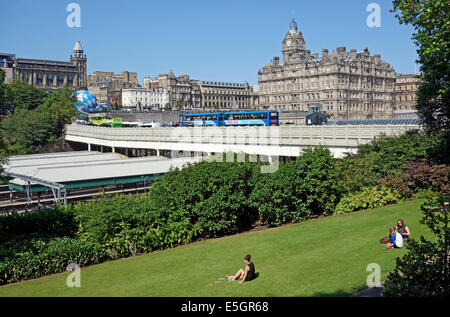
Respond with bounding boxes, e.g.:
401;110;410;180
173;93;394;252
327;118;421;126
3;151;201;188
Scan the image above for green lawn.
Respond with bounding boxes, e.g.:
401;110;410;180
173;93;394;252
0;199;433;297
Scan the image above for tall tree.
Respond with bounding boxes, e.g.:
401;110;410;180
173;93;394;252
391;0;450;136
4;77;48;113
0;69;8;116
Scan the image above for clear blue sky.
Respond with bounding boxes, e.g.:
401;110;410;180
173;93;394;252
0;0;419;85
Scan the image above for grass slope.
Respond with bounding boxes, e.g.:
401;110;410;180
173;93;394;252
0;199;432;297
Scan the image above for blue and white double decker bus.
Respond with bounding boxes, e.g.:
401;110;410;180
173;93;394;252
180;111;279;127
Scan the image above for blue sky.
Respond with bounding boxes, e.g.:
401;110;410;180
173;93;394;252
0;0;419;85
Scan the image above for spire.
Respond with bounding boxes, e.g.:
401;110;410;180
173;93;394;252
289;18;298;34
73;41;84;58
74;41;83;52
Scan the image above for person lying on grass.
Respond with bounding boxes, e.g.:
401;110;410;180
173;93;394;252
227;254;256;284
384;226;404;249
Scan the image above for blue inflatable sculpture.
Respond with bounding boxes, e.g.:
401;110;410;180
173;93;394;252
74;90;105;113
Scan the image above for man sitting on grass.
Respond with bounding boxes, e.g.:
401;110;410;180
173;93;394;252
227;254;256;284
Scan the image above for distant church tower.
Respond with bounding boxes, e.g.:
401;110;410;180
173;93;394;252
282;18;306;64
70;41;87;89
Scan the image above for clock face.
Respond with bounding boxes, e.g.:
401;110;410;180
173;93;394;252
286;40;291;46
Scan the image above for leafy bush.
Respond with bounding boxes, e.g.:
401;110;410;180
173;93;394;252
0;208;77;243
334;186;400;215
250;147;343;226
381;159;450;198
335;152;380;193
69;193;159;259
337;131;446;194
69;160;257;258
147;160;257;237
403;159;449;194
0;236;108;285
357;130;444;174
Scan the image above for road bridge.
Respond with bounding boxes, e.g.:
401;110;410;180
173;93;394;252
65;123;420;159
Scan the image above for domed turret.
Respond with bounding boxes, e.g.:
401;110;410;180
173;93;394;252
282;18;306;64
70;41;87;89
73;41;84;58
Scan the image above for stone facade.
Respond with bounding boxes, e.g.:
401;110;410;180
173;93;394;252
258;19;396;119
87;70;139;107
156;71;202;109
88;70;138;87
143;71;257;110
0;42;87;91
121;87;169;110
0;53;15;83
148;87;170;109
394;73;419;114
88;78;124;105
198;80;253;110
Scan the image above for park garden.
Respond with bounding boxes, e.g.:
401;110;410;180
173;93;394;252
0;129;448;296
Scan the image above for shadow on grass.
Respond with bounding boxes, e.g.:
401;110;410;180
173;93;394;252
311;284;369;297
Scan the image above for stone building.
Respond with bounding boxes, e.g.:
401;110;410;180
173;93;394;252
88;78;125;105
148;87;170;109
121;87;169;110
0;41;87;91
157;71;202;109
88;70;138;87
143;71;257;110
394;73;420;117
122;88;152;109
197;80;253;110
258;19;396;119
87;69;139;107
0;53;15;83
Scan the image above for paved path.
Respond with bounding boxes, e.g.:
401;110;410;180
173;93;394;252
351;286;384;297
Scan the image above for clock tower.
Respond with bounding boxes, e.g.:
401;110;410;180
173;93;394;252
282;18;306;64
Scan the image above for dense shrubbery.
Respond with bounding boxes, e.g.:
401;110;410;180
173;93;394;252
381;159;450;198
250;147;343;226
0;209;103;285
334;186;400;215
336;131;446;194
70;160;257;259
0;209;77;243
0;236;108;285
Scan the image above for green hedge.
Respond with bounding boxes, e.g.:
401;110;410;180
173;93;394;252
249;147;343;226
69;160;257;259
0;209;77;243
0;236;108;285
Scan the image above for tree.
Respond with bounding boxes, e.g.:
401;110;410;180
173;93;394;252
0;69;7;115
0;85;77;154
39;85;77;133
384;196;450;296
3;77;48;113
391;0;450;137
